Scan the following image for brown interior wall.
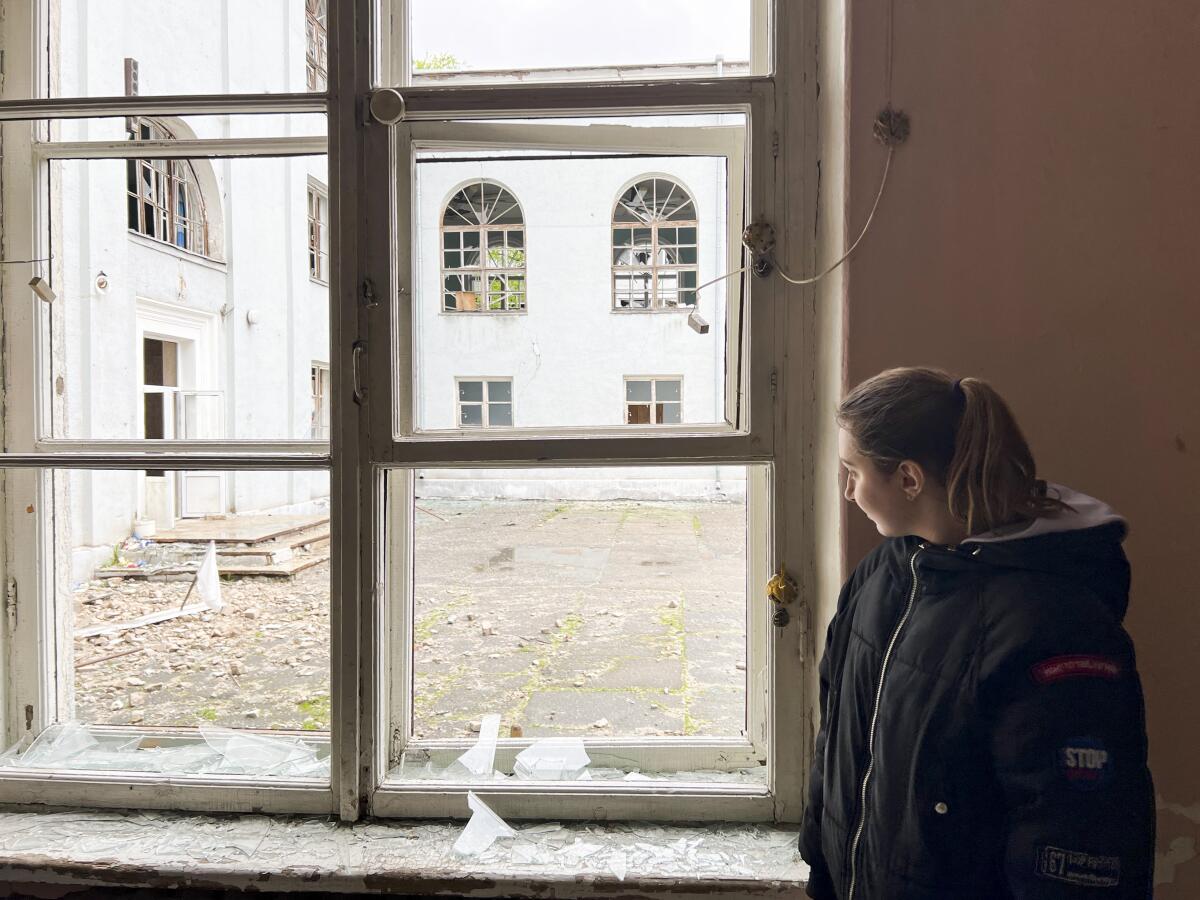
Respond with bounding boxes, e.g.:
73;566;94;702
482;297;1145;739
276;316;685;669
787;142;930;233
841;1;1199;892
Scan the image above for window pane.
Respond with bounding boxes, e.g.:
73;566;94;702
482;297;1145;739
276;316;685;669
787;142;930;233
459;404;484;427
1;468;331;779
48;1;326;98
45;155;329;443
625;380;652;402
410;116;745;433
658;402;683;425
656;380;682;402
626;404;651;425
487;403;513;427
408;0;755;86
487;381;512;403
393;465;760;784
458;381;484;402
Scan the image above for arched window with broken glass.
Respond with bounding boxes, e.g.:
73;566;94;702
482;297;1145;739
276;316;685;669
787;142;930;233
612;176;699;310
441;180;526;312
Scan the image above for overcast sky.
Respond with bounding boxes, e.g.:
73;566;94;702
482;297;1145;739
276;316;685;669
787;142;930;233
410;0;752;70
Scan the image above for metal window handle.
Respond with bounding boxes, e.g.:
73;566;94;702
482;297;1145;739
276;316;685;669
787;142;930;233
352;342;366;405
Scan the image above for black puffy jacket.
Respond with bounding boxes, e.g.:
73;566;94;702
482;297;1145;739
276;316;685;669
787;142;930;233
800;489;1154;899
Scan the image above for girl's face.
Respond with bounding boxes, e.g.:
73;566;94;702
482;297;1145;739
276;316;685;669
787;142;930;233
838;427;914;537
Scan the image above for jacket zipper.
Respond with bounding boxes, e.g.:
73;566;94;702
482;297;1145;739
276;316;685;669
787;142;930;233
847;545;923;900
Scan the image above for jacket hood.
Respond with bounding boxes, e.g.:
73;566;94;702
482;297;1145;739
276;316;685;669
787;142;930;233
957;484;1131;620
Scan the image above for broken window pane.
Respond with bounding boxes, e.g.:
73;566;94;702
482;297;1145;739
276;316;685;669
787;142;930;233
407;0;756;86
396;464;758;782
442;182;526;314
613;178;699;310
3;468;332;778
48;1;326;98
43;156;329;443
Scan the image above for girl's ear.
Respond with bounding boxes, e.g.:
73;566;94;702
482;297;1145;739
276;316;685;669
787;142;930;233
897;460;926;501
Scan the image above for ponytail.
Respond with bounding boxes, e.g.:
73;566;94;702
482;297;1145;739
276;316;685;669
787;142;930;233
838;368;1068;535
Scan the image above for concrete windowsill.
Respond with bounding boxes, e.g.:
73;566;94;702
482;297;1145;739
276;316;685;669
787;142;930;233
0;807;809;897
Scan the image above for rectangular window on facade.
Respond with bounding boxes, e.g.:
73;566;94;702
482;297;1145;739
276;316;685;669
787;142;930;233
308;184;329;283
456;379;513;428
305;0;328;92
311;363;331;439
625;377;682;425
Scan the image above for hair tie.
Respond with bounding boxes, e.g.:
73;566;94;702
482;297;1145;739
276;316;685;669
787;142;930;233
952;378;965;396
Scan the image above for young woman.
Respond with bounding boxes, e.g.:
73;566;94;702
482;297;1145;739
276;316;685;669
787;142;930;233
800;367;1154;899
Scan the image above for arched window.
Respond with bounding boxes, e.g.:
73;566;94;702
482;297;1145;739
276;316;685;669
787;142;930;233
126;119;212;257
612;176;698;310
441;180;526;312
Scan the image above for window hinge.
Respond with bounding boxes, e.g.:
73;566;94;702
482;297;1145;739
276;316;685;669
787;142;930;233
352;342;367;405
5;577;16;632
769;367;778;401
771;130;779;159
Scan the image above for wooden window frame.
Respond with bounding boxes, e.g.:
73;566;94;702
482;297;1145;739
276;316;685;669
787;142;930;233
0;0;827;829
624;376;684;426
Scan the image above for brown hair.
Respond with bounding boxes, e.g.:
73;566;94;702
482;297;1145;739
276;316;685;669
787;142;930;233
837;367;1067;534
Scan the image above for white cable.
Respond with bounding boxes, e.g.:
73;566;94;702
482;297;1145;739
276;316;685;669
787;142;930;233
695;265;748;294
775;145;894;286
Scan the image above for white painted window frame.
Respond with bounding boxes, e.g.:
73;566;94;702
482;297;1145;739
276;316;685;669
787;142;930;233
308;179;330;284
0;0;822;828
624;376;684;426
453;377;514;429
365;0;822;825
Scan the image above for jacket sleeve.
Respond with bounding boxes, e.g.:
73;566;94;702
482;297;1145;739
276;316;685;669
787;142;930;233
980;585;1155;899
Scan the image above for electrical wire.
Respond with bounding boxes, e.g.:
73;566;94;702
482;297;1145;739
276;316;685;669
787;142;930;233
774;145;894;286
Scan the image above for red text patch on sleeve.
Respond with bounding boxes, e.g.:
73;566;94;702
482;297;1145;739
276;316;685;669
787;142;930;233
1030;655;1122;684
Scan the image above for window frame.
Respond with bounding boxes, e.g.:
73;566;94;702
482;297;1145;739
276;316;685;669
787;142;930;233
611;176;700;312
624;376;684;426
305;0;329;92
453;377;514;429
308;180;330;284
312;362;332;439
439;179;527;314
0;0;824;829
0;0;334;817
366;3;803;825
126;118;212;258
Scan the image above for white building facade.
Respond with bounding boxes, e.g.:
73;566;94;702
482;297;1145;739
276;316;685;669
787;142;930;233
50;1;744;583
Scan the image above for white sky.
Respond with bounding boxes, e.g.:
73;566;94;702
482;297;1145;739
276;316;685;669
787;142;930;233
410;0;752;70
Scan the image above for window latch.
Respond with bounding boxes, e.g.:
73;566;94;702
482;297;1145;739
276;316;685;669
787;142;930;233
767;566;797;628
367;88;406;126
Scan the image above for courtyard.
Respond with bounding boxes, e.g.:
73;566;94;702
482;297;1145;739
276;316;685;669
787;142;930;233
72;498;749;744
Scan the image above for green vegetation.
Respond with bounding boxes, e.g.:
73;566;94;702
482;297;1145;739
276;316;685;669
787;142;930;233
413;53;462;71
197;707;218;722
296;693;330;723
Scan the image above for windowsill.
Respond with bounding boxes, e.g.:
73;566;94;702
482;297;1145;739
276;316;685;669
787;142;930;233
0;806;808;897
128;232;228;273
309;275;328;286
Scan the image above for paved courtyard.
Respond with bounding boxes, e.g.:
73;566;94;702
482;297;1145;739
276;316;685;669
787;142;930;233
73;499;748;741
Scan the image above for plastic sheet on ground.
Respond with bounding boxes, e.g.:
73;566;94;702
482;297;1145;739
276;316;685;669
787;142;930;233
452;791;517;857
0;722;330;779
